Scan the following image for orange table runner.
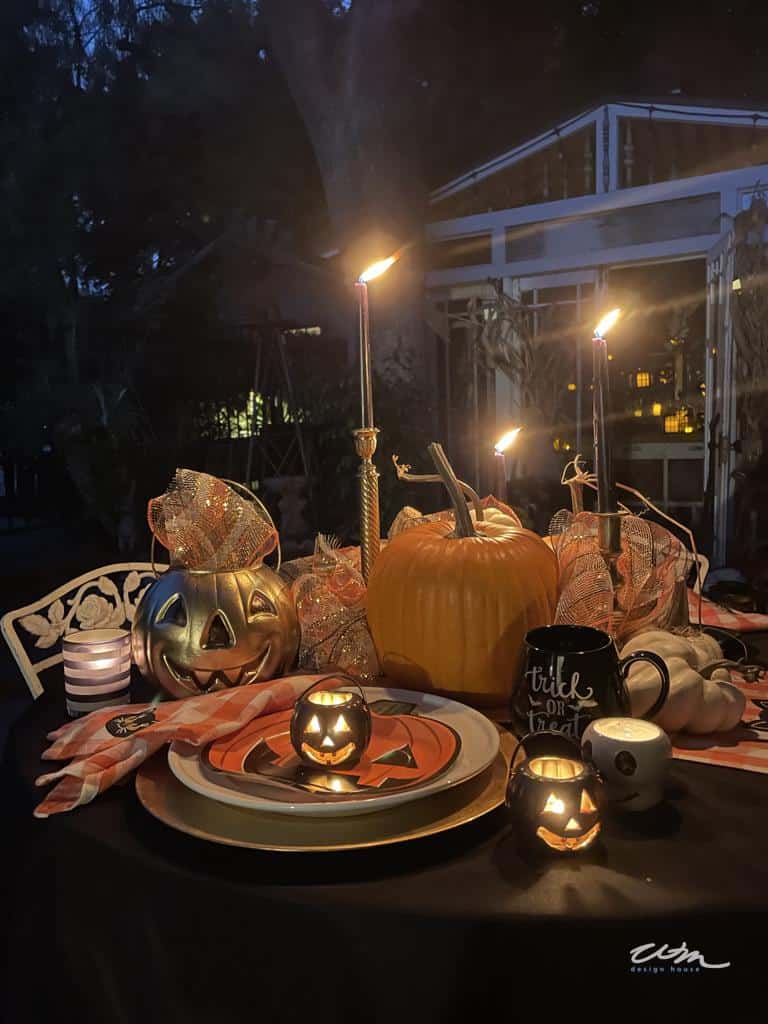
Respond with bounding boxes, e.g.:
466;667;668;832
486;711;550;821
688;591;768;633
671;671;768;774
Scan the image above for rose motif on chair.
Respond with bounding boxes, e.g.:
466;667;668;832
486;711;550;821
76;594;114;630
17;569;155;651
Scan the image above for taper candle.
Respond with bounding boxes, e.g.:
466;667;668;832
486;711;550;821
353;253;398;581
355;280;374;430
591;309;621;514
494;428;521;504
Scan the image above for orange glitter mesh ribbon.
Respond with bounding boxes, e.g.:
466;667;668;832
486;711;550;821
550;510;691;643
147;469;278;571
291;536;378;681
551;456;695;643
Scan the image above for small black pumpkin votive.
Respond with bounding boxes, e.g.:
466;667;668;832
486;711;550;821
290;676;372;770
506;730;602;853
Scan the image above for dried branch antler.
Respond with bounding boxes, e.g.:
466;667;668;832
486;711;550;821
392;454;484;520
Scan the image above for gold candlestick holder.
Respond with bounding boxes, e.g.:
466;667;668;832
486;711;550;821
353;427;381;582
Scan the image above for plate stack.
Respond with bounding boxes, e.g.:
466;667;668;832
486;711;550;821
136;687;509;852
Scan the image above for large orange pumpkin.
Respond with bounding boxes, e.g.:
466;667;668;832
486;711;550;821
366;444;558;709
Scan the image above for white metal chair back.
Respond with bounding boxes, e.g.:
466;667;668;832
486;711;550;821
1;563;164;699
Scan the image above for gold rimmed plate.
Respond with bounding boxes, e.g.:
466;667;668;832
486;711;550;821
135;731;512;853
167;687;501;818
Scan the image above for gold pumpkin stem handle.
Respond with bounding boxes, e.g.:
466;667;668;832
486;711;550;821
427;443;476;539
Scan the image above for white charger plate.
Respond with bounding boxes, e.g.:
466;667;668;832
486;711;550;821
168;686;500;818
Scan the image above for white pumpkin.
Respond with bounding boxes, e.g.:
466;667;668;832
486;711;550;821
686;678;732;734
626;656;703;732
620;628;745;736
713;680;746;732
622;628;724;670
684;631;725;670
709;667;732;682
621;630;700;668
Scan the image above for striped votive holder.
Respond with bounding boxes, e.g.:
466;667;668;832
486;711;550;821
63;628;132;718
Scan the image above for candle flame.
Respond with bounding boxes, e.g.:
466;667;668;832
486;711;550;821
358;254;398;283
594;308;621;337
494;428;521;454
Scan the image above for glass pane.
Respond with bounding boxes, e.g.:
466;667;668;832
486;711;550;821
537;285;578;303
614;459;664;501
429;235;491;270
606;259;707;452
619;116;768;190
668;459;704;502
430;124;596;220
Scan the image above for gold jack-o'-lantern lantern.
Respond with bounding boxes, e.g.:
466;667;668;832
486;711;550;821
506;731;602;853
132;566;299;699
290;676;372;769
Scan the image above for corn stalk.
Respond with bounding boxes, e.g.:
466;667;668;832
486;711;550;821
446;278;570;433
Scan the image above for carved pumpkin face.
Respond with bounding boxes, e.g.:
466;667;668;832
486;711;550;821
290;689;372;769
131;567;299;698
507;744;602;854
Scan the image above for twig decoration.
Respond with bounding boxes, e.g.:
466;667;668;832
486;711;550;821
560;454;704;628
392;454;484;521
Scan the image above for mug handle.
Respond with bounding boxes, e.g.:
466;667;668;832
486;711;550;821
619;650;670;721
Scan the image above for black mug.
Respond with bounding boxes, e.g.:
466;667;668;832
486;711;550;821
512;624;670;740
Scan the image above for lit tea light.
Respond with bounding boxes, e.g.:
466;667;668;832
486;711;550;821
307;691;352;706
591;718;661;741
506;731;602;854
581;717;671;812
63;628;131;718
290;680;372;770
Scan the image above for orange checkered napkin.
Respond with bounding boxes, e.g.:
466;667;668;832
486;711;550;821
34;674;325;818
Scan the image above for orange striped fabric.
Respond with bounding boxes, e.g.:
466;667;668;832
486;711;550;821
34;674;325;817
671;672;768;774
688;592;768;633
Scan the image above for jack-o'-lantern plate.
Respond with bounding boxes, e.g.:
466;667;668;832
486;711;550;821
167;687;500;817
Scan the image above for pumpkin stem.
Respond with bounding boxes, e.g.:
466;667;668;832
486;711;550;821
427;443;476;538
392;454;484;521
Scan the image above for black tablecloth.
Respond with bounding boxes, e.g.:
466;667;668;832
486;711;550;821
4;685;768;1021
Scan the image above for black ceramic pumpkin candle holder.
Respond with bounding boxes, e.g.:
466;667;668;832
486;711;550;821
290;675;372;770
506;730;602;854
